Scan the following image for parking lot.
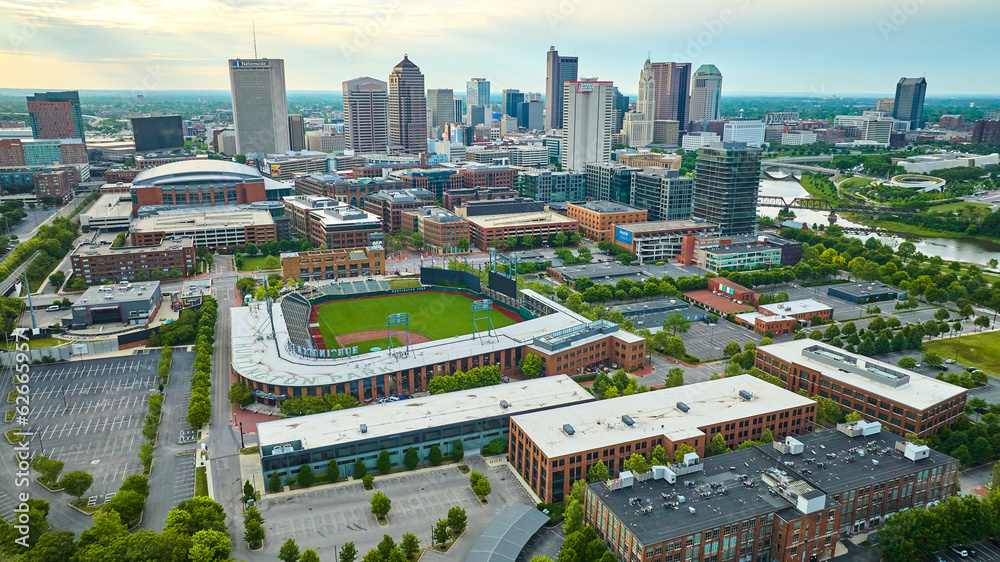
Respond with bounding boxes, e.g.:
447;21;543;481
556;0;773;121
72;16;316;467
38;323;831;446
780;284;872;322
933;540;1000;561
253;456;534;561
681;319;764;362
22;355;160;502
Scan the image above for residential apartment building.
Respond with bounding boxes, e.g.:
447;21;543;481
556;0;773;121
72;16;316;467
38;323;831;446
630;168;694;222
283;195;382;250
400;206;470;255
280;247;384;281
562;80;614;171
464;211;579;250
26;91;84;141
292;173;399;207
692;142;762;236
585;163;641;204
567;201;648;242
399;169;463;200
442;186;518;211
364;188;435;233
516;170;586;203
71;237;196;284
755;340;968;437
33;168;76;203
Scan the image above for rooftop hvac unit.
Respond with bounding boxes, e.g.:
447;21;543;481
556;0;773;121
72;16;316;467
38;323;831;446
622;415;635;426
676;402;690;413
360;424;367;434
500;400;510;409
562;424;575;436
739;390;753;401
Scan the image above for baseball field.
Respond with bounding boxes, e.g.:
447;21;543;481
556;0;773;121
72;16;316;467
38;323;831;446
316;291;519;350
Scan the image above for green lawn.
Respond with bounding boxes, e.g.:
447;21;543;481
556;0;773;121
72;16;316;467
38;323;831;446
839;177;874;190
237;255;280;271
922;331;1000;376
0;337;66;350
317;291;518;348
387;279;422;290
926;201;993;214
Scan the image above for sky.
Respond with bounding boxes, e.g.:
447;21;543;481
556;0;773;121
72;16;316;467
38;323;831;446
2;0;999;96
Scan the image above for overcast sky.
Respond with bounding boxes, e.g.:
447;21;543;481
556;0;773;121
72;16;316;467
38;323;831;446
2;0;998;96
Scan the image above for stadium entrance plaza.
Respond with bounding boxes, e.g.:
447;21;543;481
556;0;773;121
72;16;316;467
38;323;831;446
253;457;535;560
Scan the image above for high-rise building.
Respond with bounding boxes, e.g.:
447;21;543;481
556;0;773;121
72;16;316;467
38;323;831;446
544;46;579;131
584;162;640;204
893;77;927;130
562;80;614;171
26;91;84;141
467;78;491;109
288;114;306;152
343;77;389;153
502;89;524;118
688;64;722;127
468;105;487;128
427;89;455;129
131;115;183;152
517;101;544;132
631;167;693;221
692;142;762;236
876;97;895;114
524;92;543;103
651;62;692;129
972;118;1000;144
611;87;630;136
388;55;428;154
228;58;289;156
722;119;765;147
623;59;655;147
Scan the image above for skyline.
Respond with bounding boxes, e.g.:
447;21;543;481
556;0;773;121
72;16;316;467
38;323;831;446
1;0;999;95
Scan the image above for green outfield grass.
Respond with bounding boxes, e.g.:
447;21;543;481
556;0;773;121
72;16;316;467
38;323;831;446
922;331;1000;376
387;279;422;290
317;291;518;349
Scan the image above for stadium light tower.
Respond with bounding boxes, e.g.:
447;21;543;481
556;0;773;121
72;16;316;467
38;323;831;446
472;299;495;338
386;312;412;356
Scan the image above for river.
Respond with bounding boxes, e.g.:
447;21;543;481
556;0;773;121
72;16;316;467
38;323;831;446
758;179;1000;267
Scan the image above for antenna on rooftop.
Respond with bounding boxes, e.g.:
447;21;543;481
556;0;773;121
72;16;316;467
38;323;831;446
252;21;258;58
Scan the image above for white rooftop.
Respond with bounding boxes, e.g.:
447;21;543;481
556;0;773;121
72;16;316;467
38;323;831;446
759;339;967;410
231;297;585;388
759;299;832;317
736;312;795;325
256;375;592;451
511;375;814;458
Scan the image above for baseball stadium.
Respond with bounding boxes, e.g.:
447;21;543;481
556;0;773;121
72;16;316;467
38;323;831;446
231;267;648;405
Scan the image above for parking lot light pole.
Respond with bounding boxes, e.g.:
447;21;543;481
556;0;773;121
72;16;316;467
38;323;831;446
239;422;245;449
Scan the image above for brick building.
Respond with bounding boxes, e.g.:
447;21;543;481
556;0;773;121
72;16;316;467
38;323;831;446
293;173;399;207
567;201;648;242
33;168;76;203
456;165;517;191
464;211;579;250
283;195;383;250
400;206;470;255
584;422;958;562
399;169;463;200
442;186;519;211
527;318;646;378
755;340;968;437
0;140;26;167
104;168;140;183
363;188;435;233
130;160;292;215
509;375;816;503
71;237;196;284
280;247;384;281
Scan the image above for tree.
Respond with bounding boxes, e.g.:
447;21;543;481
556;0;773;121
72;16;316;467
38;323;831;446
269;472;282;492
433;519;450;545
371;491;391;519
340;542;359;562
473;477;491;498
846;411;862;423
934;307;950;322
165;496;227;536
723;341;742;358
651;444;667;466
587;460;609;483
411;232;424;249
707;434;730;456
898;357;917;369
812;395;843;426
923;351;942;366
354;459;367;479
29;530;77;562
399;533;420;559
960;303;974;320
428;445;443;466
32;455;64;487
227;383;253;406
663;312;692;335
448;506;468;533
105;489;145;524
244;518;265;548
974;315;990;331
278;537;301;562
760;427;774;444
564;498;584;535
674;444;696;464
326;460;340;482
457;237;470;251
377;535;397;559
362;474;374;489
58;470;93;500
301;550;321;562
450;439;464;462
521;352;543;378
48;270;66;289
403;447;419;471
296;464;315;487
623;453;651;474
377;450;392;474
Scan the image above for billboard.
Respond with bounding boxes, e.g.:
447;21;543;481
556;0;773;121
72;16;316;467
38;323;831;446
489;271;518;300
615;226;633;246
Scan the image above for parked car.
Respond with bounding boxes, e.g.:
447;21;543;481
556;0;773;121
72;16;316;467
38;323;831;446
950;546;968;557
966;367;978;373
46;305;60;311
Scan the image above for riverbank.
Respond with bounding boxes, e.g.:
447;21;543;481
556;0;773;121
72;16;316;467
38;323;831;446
848;214;1000;245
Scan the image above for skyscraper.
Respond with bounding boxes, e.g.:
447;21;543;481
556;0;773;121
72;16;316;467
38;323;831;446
427;89;456;129
388;55;427;153
692;142;762;236
623;59;655;147
502;89;524;118
453;97;464;125
561;80;614;171
651;62;692;130
892;77;927;130
228;58;289;156
466;78;490;122
689;64;723;127
288;114;306;151
26;91;84;141
517;101;544;131
545;46;579;131
611;87;630;136
343;77;389;153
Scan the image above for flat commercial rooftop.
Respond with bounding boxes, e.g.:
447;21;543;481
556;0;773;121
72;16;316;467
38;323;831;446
512;375;814;458
231;296;585;388
549;262;651;282
615;220;716;234
131;205;275;232
72;236;193;257
759;299;831;317
256;375;592;451
759;339;966;410
74;281;160;307
464;211;578;228
683;290;754;314
828;282;897;297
